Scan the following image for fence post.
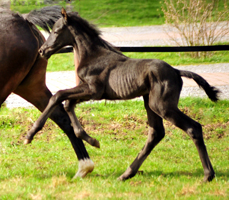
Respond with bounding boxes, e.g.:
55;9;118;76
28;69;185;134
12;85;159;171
0;0;10;9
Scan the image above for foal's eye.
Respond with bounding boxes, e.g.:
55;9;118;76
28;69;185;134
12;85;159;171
54;28;61;34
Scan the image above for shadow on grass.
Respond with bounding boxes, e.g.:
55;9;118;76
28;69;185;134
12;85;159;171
87;168;229;181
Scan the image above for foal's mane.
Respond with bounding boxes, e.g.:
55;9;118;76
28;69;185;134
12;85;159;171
67;12;125;56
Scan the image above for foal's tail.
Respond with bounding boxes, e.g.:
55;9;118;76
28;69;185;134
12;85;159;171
23;6;62;33
178;70;220;102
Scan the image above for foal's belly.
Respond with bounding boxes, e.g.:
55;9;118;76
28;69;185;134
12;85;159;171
104;69;148;100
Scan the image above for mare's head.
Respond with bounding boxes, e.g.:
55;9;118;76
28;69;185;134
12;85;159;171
39;8;76;59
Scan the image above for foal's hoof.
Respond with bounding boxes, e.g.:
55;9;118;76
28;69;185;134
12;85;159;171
92;139;100;148
117;175;126;181
23;139;32;145
203;173;215;182
89;138;100;148
118;173;131;181
117;168;133;181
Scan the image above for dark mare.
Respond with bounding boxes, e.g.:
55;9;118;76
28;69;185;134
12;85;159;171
29;8;220;182
0;7;93;178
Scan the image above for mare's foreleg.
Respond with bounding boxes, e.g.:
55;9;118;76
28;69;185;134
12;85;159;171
64;99;100;148
118;95;165;181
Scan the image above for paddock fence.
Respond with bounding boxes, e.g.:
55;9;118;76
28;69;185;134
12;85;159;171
57;45;229;54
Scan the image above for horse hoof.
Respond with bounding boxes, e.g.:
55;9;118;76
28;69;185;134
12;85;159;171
72;159;94;179
118;167;135;181
203;173;215;182
88;138;100;148
118;174;129;181
93;139;100;148
117;176;125;181
23;139;32;145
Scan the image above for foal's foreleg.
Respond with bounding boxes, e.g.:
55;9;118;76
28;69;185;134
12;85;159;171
118;95;165;181
25;84;92;144
24;99;61;144
64;100;100;148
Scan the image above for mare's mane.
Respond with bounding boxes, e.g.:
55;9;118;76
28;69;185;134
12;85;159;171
67;12;125;56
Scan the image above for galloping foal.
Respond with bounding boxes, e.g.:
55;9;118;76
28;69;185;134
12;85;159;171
26;8;220;182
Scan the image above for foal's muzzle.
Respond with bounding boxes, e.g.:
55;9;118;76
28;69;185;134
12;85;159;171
39;47;50;59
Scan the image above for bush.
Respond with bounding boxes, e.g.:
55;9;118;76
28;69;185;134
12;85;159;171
161;0;229;57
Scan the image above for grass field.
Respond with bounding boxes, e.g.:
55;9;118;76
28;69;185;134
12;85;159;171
11;0;229;27
3;1;229;199
11;0;164;27
0;98;228;199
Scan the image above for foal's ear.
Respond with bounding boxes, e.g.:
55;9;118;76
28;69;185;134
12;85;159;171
61;7;68;23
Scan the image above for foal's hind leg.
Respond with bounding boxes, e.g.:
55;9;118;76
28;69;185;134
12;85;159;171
64;99;100;148
118;95;165;181
154;103;215;182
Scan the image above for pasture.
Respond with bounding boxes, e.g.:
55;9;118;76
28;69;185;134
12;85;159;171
11;0;229;27
1;1;228;199
0;98;228;199
11;0;164;26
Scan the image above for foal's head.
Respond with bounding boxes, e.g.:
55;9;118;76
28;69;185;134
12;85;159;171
39;8;100;59
39;8;74;59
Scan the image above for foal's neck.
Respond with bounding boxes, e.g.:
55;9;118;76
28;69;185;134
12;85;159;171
73;34;106;65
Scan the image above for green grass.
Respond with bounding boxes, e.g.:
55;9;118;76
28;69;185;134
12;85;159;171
47;53;75;71
11;0;164;27
11;0;229;27
0;98;228;199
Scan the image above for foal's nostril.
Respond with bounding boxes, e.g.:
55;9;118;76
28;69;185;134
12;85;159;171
39;49;43;55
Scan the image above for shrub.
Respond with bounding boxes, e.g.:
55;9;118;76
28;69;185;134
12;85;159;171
161;0;229;57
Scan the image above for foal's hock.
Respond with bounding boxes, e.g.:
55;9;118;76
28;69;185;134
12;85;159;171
27;8;220;182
